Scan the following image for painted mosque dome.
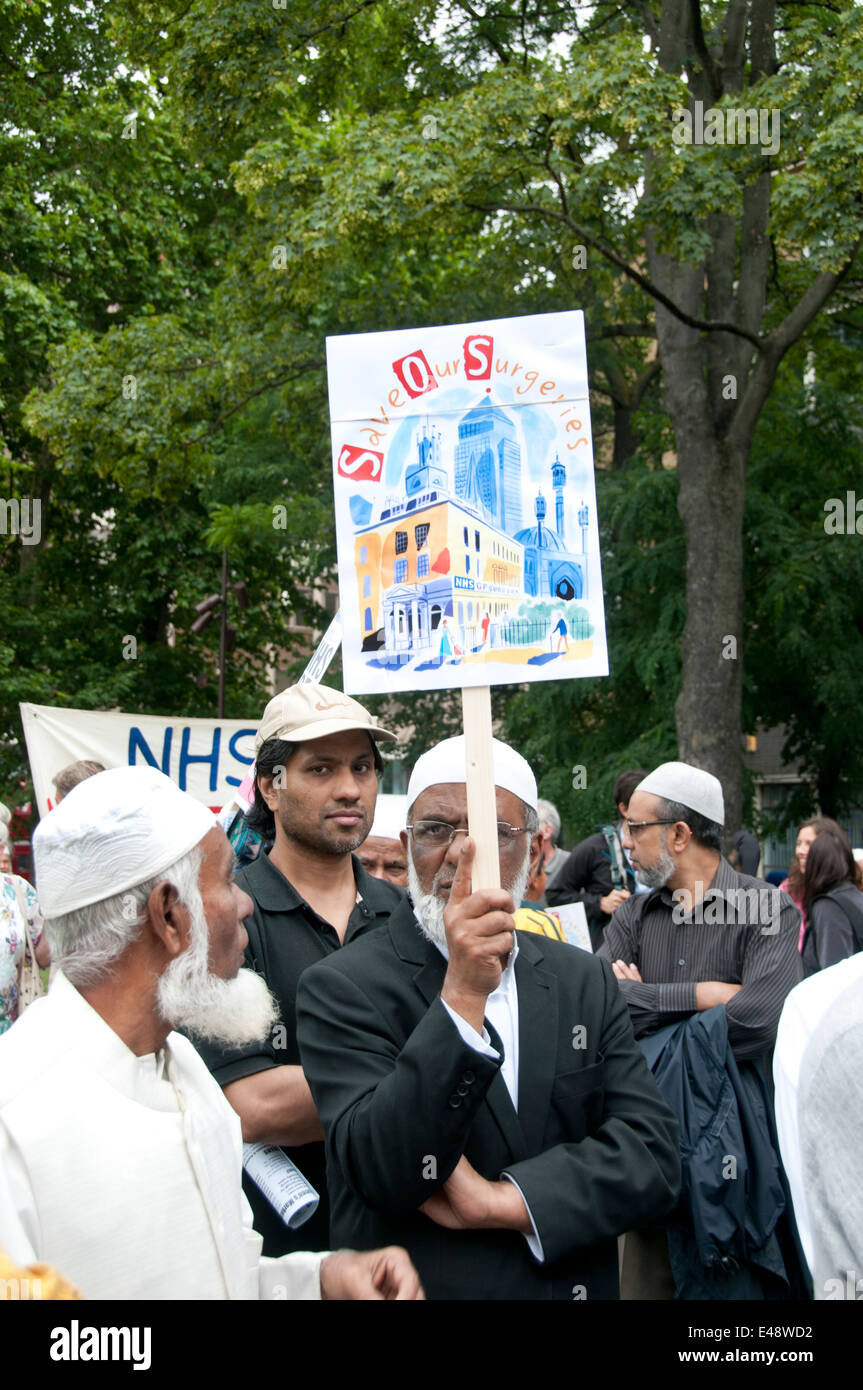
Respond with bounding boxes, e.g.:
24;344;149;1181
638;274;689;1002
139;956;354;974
514;524;567;551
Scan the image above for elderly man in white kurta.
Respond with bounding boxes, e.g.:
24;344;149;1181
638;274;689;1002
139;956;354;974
0;767;421;1302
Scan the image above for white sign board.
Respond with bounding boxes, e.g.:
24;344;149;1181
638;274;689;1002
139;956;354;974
21;703;257;819
327;310;608;695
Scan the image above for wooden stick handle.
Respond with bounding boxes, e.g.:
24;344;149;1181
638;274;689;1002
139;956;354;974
461;685;500;891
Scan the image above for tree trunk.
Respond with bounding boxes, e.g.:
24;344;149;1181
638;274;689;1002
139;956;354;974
674;435;745;838
645;235;747;838
611;398;637;468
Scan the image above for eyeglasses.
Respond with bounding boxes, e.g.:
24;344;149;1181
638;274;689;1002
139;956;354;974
624;819;678;837
406;819;531;852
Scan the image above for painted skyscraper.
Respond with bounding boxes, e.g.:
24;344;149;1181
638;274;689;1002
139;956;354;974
454;399;522;534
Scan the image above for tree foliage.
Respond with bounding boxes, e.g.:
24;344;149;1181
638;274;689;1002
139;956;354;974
3;0;861;839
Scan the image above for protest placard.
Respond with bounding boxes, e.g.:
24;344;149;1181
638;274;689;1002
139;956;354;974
327;311;607;889
327;310;607;696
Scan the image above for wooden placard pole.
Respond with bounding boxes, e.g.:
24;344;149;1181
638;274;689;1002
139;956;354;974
461;684;500;892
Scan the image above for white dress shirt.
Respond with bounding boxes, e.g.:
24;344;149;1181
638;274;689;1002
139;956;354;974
773;950;863;1274
0;972;324;1300
433;935;544;1260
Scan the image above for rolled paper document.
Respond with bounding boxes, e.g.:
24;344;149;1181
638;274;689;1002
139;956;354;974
242;1143;320;1230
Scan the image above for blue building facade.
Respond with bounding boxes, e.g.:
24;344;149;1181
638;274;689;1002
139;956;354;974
452;398;587;602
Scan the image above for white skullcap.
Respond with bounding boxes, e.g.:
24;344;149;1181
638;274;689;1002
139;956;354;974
0;801;10;827
407;736;537;812
370;794;408;841
636;761;724;826
33;766;217;917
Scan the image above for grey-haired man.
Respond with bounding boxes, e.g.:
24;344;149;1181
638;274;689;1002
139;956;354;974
599;762;802;1059
190;682;404;1258
599;761;804;1299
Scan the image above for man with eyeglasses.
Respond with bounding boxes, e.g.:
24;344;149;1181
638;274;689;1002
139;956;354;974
598;761;804;1298
598;762;802;1055
296;735;680;1300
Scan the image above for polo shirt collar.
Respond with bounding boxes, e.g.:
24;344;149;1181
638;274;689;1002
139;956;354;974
240;848;395;915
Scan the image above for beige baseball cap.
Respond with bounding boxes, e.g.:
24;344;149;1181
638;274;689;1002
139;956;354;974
255;681;397;753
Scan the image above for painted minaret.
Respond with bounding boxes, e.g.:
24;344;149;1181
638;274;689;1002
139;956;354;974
551;451;566;540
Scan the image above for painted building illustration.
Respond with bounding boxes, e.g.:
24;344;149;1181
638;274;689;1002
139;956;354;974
352;397;589;663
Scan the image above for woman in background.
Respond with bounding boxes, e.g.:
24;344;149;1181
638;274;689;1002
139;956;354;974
779;816;845;952
801;828;863;976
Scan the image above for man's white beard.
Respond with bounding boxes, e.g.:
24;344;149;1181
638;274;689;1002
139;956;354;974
407;843;530;951
635;838;676;890
156;891;279;1047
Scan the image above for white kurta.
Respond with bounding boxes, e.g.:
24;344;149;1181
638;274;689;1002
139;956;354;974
773;949;863;1274
0;972;325;1300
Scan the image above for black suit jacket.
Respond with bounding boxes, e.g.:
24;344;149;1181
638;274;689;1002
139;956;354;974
296;898;680;1299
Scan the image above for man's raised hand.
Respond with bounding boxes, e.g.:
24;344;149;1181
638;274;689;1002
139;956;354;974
441;837;516;1033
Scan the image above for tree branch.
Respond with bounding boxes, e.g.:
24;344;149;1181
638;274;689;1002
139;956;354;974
289;0;384;51
466;197;763;347
768;248;860;358
730;243;860;450
183;359;323;445
688;0;721;101
452;0;512;65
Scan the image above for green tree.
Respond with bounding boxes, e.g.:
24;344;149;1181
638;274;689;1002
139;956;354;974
169;0;858;834
17;0;863;845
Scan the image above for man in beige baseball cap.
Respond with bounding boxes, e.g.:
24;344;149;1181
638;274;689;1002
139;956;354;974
188;681;405;1261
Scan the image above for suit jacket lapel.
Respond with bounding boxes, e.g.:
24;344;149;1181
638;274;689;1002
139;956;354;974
514;933;557;1150
389;902;544;1163
481;1018;528;1160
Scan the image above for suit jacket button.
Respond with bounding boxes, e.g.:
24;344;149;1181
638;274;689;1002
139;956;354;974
447;1094;463;1108
462;1070;476;1084
456;1083;469;1096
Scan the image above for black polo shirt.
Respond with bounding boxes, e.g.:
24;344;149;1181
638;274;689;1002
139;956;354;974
190;850;404;1256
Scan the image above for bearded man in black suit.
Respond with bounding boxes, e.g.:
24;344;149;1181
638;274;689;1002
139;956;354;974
297;735;680;1300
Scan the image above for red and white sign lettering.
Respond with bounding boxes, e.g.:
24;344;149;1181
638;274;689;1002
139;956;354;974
337;444;383;481
391;349;438;400
463;334;493;380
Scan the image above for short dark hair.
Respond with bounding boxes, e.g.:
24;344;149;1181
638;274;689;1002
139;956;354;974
244;733;383;838
614;769;648;814
654;796;723;853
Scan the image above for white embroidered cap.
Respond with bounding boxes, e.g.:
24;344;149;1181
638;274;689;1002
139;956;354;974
369;794;408;841
635;761;725;826
407;735;538;812
33;766;217;917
